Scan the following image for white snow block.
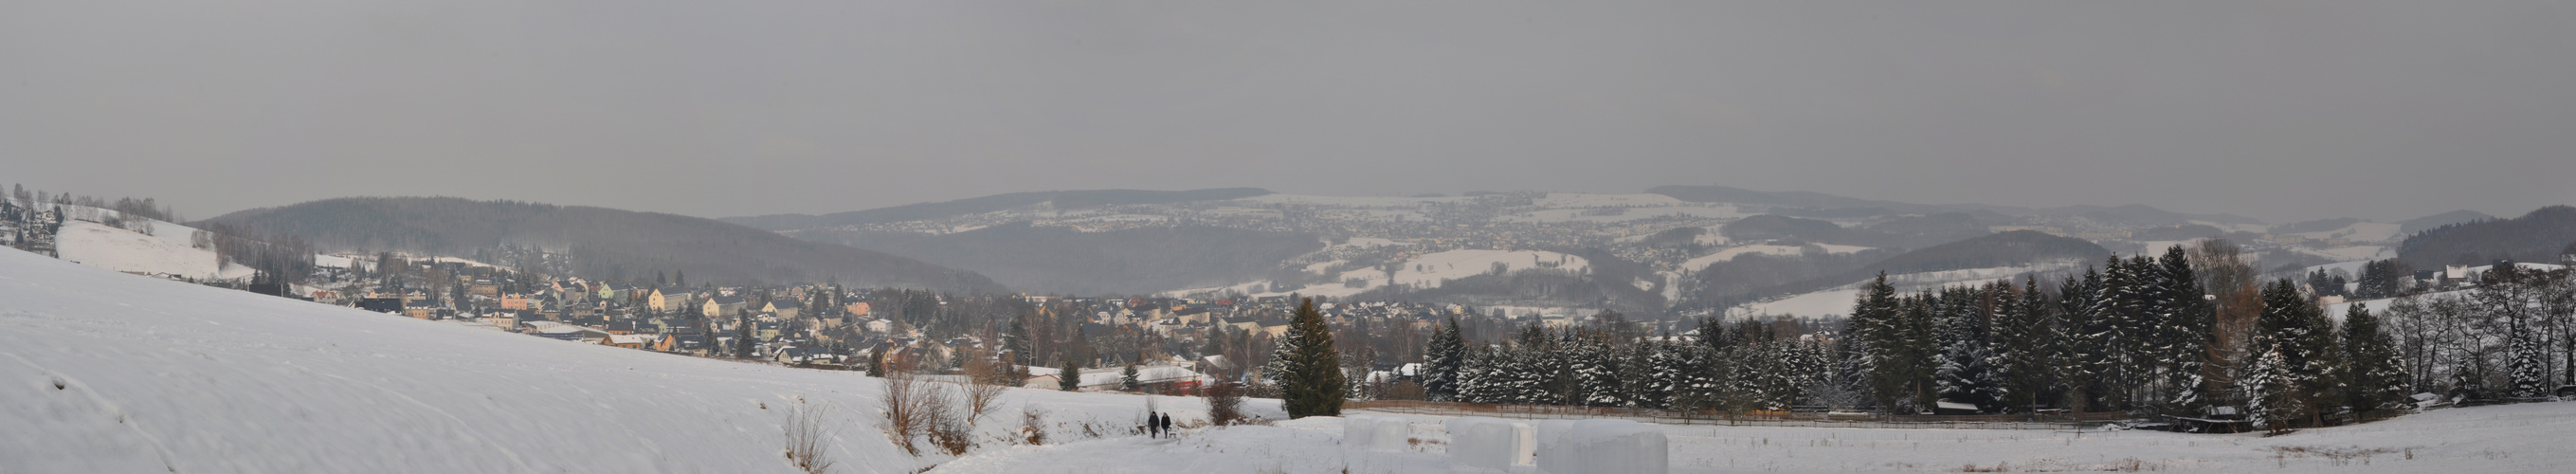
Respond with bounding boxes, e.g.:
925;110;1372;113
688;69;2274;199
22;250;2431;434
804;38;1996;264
1444;416;1536;469
1534;419;1580;474
1342;415;1376;447
1569;419;1668;474
1368;418;1411;451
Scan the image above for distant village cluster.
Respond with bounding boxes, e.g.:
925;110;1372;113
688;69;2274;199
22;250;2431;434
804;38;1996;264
288;250;1643;396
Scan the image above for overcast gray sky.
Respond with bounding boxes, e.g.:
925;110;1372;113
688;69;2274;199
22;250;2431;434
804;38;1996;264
4;1;2570;224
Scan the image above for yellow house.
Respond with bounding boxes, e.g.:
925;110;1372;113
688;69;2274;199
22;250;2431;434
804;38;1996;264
763;299;802;320
649;287;693;312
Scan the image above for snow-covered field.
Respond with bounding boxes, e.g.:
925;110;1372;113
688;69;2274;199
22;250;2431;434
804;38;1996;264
941;400;2576;474
1681;244;1873;271
1731;289;1862;319
53;220;254;281
0;247;1270;473
1179;249;1590;299
7;246;2574;473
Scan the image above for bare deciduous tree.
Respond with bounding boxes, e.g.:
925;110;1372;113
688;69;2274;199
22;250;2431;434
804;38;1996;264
961;351;1009;423
2190;239;2259;394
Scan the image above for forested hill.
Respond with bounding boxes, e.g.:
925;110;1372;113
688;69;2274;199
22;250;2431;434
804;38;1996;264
202;197;1006;292
2397;205;2576;267
721;188;1271;231
1688;230;2111;311
1650;185;2265;226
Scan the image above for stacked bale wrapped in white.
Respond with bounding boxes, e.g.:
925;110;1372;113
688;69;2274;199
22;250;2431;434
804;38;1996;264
1569;419;1667;474
1535;419;1668;474
1442;416;1535;469
1342;415;1378;447
1534;419;1580;474
1367;417;1410;451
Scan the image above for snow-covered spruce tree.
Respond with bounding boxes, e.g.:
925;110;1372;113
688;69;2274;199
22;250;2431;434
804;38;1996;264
1898;292;1942;410
2239;345;2297;433
2064;266;2112;410
2157;246;2216;413
1617;341;1654;408
1787;337;1830;409
1642;341;1684;410
1574;334;1626;407
1850;273;1909;410
1736;336;1781;410
1999;277;2059;411
1423;317;1465;402
1120;365;1141;392
2339;302;2411;411
2256;278;2345;427
1453;347;1494;404
1934;288;2005;412
1468;346;1518;405
1059;358;1081;392
1279;298;1346;418
1508;343;1556;406
1261;313;1300;389
2487;264;2552;399
1830;324;1878;412
2099;255;2161;411
2509;335;2547;399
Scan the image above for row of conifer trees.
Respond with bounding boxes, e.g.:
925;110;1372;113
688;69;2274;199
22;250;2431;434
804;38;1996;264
1411;246;2416;430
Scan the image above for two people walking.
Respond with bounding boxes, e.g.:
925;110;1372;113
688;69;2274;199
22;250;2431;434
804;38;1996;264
1146;411;1175;439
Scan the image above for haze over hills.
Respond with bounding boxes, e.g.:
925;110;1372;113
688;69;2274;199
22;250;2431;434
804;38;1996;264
724;188;1275;232
45;182;2544;319
725;185;2349;317
203;197;1006;292
1648;185;2269;226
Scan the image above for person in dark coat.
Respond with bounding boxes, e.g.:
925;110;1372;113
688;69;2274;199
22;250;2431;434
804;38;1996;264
1159;412;1174;437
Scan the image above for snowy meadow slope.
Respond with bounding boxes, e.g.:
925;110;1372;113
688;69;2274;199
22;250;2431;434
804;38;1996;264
0;248;1246;473
8;244;2575;473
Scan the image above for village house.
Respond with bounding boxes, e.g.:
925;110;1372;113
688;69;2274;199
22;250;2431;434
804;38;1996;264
702;295;748;318
763;299;801;320
648;287;692;312
600;334;652;350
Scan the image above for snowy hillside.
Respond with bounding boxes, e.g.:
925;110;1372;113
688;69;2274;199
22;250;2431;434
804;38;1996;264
1173;249;1588;299
50;213;256;281
2281;221;2404;244
9;246;2574;473
0;247;1261;473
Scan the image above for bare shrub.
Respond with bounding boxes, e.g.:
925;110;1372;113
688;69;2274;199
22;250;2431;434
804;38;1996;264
961;353;1009;423
879;370;941;456
783;398;836;474
927;400;974;456
1205;382;1247;427
1019;407;1048;446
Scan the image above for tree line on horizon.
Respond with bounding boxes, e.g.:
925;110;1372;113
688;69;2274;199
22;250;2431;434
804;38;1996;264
1408;240;2575;432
